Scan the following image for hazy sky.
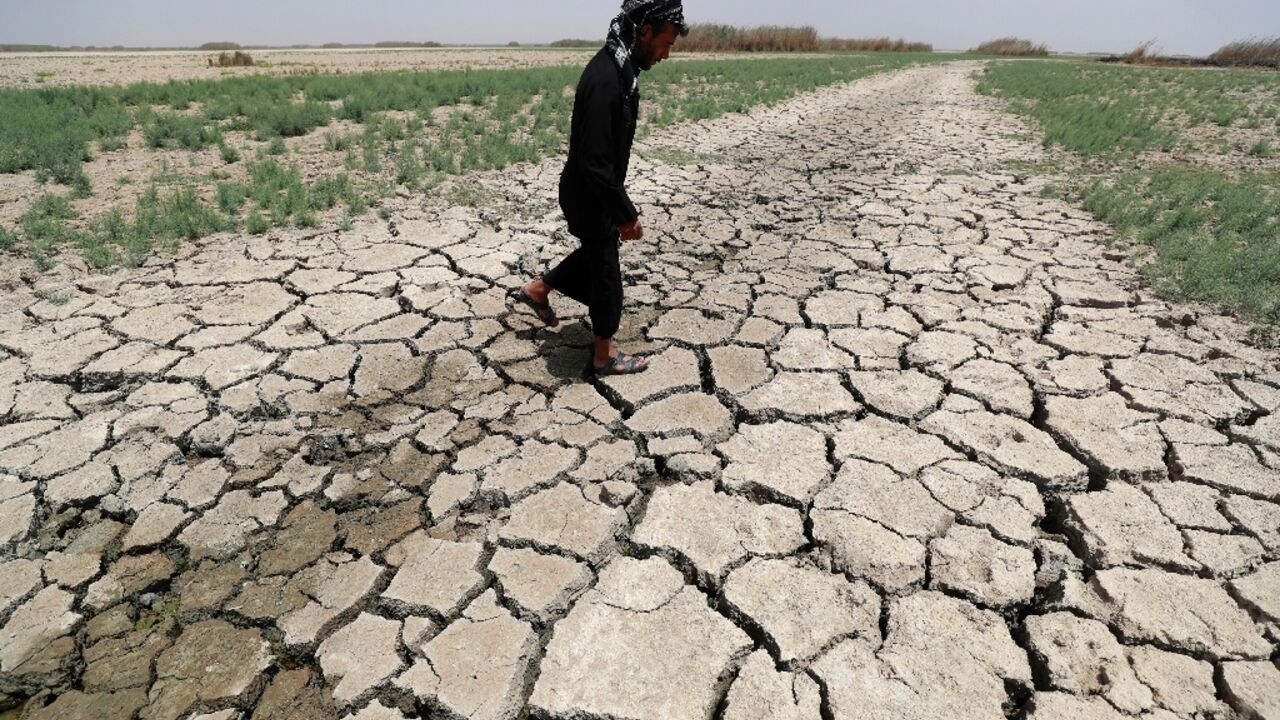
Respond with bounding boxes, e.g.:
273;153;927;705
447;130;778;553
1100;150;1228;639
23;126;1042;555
3;0;1276;56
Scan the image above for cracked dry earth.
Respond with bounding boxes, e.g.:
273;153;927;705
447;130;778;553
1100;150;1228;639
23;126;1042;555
2;60;1279;720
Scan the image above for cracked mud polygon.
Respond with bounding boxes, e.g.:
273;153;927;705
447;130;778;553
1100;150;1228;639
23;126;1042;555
2;62;1278;720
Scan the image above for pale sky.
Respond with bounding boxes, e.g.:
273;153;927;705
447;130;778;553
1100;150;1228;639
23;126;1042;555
3;0;1276;57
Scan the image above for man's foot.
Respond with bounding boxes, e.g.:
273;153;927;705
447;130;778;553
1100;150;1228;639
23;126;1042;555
508;284;558;327
587;351;649;377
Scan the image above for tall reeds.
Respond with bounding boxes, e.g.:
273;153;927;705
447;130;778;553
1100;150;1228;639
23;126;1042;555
1209;37;1280;66
675;24;930;53
972;38;1049;57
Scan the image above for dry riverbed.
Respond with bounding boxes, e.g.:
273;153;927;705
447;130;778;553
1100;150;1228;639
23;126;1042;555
1;61;1278;720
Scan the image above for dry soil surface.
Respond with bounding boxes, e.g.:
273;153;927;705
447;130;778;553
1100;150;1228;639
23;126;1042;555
2;62;1278;720
0;47;774;89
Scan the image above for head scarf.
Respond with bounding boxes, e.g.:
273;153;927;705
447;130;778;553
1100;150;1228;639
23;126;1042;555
605;0;686;94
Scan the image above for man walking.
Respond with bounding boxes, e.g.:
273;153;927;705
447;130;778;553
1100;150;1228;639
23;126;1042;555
511;0;686;377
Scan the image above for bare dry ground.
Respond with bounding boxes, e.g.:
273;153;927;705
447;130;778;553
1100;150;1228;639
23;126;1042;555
0;47;785;89
0;48;595;89
1;61;1278;720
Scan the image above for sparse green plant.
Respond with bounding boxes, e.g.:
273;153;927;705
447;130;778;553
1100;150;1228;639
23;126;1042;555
267;137;286;155
144;113;221;150
395;142;426;188
1248;139;1273;158
324;130;353;152
253;100;330;139
69;173;92;199
246;208;269;234
448;182;490;207
219;141;240;164
216;181;249;214
0;225;16;251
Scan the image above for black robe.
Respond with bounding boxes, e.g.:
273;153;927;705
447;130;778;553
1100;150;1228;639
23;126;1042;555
558;47;640;240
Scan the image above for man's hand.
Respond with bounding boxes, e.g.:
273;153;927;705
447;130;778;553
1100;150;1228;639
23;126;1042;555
619;218;644;242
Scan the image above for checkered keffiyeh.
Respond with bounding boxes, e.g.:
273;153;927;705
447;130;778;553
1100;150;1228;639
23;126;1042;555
605;0;686;94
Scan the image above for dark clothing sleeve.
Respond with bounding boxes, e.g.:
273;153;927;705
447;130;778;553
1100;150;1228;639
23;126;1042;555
562;50;639;228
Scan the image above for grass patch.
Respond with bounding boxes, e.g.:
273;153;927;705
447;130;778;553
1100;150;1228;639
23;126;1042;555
976;60;1280;157
642;147;724;165
1;53;949;270
1084;167;1280;326
2;52;947;188
982;58;1280;331
143;112;221;150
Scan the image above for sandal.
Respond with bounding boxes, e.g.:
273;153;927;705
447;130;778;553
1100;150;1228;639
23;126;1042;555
585;351;650;378
508;286;559;328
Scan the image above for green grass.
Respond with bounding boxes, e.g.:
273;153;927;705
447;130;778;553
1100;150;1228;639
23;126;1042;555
2;52;947;191
977;60;1280;158
1;52;950;270
980;59;1280;331
1083;168;1280;325
143;112;222;151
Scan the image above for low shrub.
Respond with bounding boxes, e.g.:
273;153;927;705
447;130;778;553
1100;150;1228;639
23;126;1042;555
210;51;255;67
143;113;221;150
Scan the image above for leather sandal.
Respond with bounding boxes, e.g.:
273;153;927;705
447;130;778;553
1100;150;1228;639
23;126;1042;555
508;286;559;327
585;351;650;378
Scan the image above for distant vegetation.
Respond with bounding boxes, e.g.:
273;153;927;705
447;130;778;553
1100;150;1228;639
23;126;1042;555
373;41;442;48
550;39;597;48
199;42;242;51
822;37;933;53
1210;37;1280;66
209;51;255;67
1105;37;1280;69
972;38;1048;56
676;24;931;53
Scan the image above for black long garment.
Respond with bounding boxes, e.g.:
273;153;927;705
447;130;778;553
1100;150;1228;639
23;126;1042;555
543;47;640;339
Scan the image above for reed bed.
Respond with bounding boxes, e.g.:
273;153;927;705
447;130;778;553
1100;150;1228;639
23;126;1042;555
972;38;1049;57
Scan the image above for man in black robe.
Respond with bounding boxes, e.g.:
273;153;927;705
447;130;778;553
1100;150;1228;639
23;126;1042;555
511;0;686;377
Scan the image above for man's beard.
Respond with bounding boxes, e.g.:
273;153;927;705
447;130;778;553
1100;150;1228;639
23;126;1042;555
634;45;653;71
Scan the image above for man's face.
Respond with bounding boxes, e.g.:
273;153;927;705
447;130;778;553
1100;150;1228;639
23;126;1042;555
633;22;680;71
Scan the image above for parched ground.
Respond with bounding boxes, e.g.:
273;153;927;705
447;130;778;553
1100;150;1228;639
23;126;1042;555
0;48;596;89
0;47;773;89
2;61;1278;720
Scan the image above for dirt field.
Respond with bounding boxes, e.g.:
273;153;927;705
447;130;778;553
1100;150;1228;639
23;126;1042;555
0;48;596;88
1;61;1278;720
0;47;789;89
